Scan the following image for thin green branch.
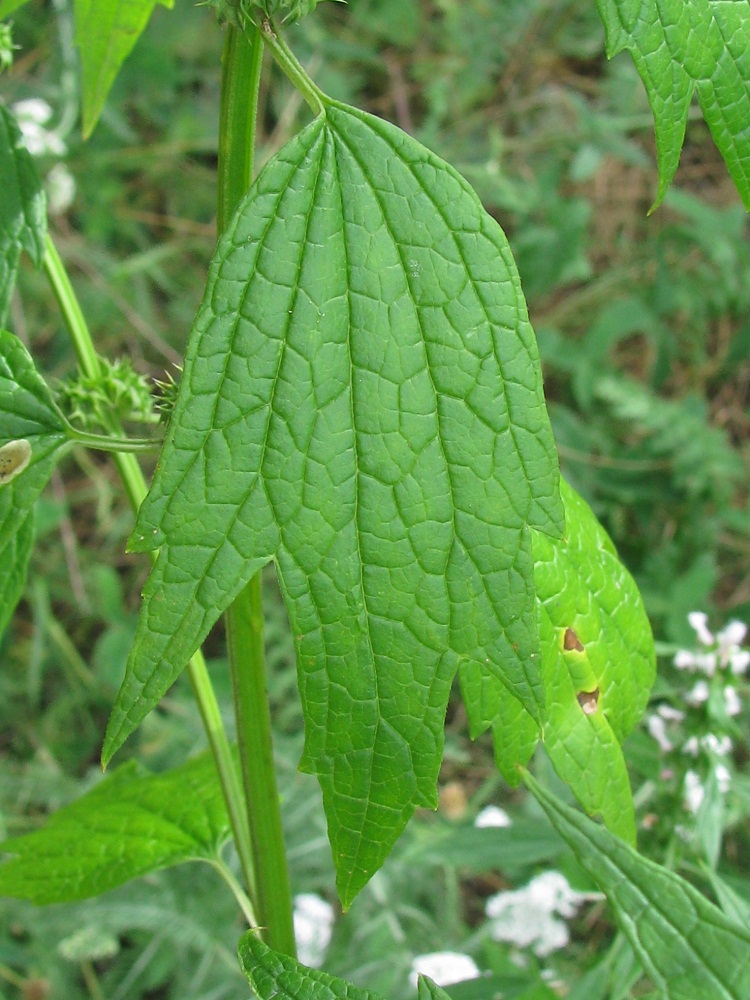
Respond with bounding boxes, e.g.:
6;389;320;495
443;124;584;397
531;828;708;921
43;231;258;916
257;18;327;116
65;427;159;454
218;23;297;958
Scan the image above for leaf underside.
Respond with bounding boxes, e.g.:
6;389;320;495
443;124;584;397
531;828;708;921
0;102;46;324
105;102;562;906
595;0;750;209
0;753;229;904
74;0;175;139
526;772;750;1000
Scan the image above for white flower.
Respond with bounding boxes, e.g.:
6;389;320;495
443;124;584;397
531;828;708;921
46;162;76;214
674;649;717;676
684;770;704;813
702;734;732;756
715;763;732;794
658;705;685;722
12;98;66;156
293;893;334;968
409;952;480;988
724;686;741;717
688;611;714;647
686;680;710;706
485;872;597;957
647;714;673;753
475;805;512;828
682;736;699;756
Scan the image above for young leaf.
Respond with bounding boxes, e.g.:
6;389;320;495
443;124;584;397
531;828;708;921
0;329;69;630
74;0;175;139
105;102;563;906
0;102;46;324
0;752;230;903
595;0;750;209
239;932;391;1000
0;507;33;638
525;771;750;1000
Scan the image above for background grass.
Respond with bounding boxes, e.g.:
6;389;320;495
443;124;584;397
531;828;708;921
1;1;749;997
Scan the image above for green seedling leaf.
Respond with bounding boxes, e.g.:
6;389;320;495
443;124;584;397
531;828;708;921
74;0;175;139
105;101;563;906
595;0;750;209
0;507;32;637
240;933;446;1000
0;102;46;323
0;752;229;903
525;771;750;1000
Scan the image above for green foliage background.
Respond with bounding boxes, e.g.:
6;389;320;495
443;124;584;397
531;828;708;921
1;0;749;997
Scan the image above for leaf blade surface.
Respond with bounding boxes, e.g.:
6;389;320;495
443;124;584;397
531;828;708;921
525;772;750;1000
0;752;229;903
108;104;562;905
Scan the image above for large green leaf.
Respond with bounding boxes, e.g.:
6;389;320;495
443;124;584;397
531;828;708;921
239;933;453;1000
239;934;387;1000
0;329;68;634
104;101;563;905
463;479;655;842
525;772;750;1000
0;507;33;638
0;753;229;903
595;0;750;209
74;0;175;139
0;102;46;324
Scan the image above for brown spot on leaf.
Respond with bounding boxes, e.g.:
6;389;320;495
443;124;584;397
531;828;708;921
0;439;31;485
577;688;600;715
563;627;584;652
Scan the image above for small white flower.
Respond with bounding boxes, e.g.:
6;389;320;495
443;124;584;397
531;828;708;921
409;952;480;988
715;763;732;794
684;770;704;813
682;736;699;756
688;611;714;647
485;872;597;957
12;98;66;156
674;650;717;675
717;621;750;674
293;893;334;968
686;680;710;706
475;805;512;828
46;162;75;214
724;686;742;717
647;714;673;753
658;705;685;722
702;734;732;756
729;651;750;676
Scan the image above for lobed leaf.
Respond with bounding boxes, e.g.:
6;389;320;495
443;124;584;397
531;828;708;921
595;0;750;209
105;101;563;906
74;0;175;139
464;478;655;840
0;102;46;324
0;752;230;903
525;772;750;1000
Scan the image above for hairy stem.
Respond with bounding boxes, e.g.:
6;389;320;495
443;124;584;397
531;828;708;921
43;233;258;917
218;23;297;957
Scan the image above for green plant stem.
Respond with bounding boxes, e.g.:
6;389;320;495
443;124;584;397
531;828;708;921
219;24;297;957
258;18;326;116
65;428;159;454
43;232;258;918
